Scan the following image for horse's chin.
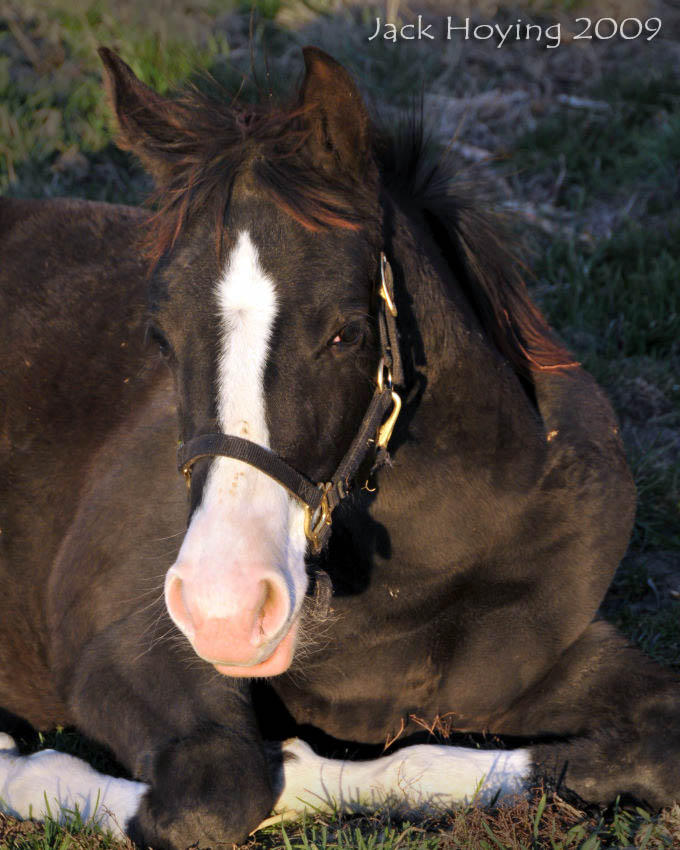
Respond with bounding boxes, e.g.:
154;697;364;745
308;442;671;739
212;620;299;678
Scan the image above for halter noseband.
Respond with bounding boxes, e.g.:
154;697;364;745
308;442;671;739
177;252;403;554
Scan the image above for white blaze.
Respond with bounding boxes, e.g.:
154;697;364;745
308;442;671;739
216;229;278;457
165;230;308;665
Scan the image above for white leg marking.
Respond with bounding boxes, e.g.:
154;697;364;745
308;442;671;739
263;739;530;825
0;735;147;836
0;733;19;756
1;734;529;836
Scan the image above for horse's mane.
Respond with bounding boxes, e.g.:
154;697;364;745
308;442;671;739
140;86;575;376
375;119;577;374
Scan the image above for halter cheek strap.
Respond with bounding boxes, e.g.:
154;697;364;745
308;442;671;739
177;252;403;554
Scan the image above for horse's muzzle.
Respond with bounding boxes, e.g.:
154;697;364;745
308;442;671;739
164;564;299;675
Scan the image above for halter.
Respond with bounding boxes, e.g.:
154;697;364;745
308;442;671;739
177;252;403;554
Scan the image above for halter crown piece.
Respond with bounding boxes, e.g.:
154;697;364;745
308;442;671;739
177;252;403;554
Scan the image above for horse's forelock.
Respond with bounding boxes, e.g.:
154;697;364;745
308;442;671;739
139;93;377;272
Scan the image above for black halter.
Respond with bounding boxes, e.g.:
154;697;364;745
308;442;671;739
177;252;403;554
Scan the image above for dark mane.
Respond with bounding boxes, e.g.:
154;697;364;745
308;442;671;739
130;89;377;269
375;118;577;375
136;84;575;376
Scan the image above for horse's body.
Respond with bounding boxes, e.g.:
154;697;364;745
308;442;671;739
1;48;679;848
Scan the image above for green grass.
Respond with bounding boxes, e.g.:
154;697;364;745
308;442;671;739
515;67;680;559
0;812;128;850
0;2;238;201
536;225;680;361
254;801;680;849
616;604;680;668
628;440;680;551
514;69;680;215
603;555;680;669
3;797;678;850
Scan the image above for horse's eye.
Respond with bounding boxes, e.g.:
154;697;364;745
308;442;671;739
330;321;364;348
146;324;172;359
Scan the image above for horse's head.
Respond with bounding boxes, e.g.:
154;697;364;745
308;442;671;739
101;47;388;676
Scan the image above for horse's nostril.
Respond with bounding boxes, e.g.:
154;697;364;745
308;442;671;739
257;578;287;642
165;571;196;639
164;565;292;666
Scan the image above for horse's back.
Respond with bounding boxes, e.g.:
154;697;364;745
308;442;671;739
0;197;157;728
0;196;151;442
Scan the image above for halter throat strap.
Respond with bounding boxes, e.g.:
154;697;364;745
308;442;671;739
177;251;402;553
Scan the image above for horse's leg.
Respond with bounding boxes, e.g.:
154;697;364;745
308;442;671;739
62;614;275;848
21;385;274;845
1;731;526;835
265;737;531;823
491;620;680;808
268;623;679;822
0;732;146;835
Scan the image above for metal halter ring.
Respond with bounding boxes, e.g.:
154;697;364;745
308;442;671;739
375;358;402;450
377;357;392;392
304;484;332;554
379;255;398;317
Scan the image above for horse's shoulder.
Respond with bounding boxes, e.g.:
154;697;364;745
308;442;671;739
1;197;149;303
1;196;145;247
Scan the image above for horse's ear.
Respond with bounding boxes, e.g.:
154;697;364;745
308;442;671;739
300;47;371;176
98;47;178;182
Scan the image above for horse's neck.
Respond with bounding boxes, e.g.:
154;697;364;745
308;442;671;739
365;210;549;567
388;206;620;448
369;209;625;577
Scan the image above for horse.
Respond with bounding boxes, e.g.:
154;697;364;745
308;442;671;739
1;45;678;848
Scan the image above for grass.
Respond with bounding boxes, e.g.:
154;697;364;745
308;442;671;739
603;555;680;670
535;225;680;360
261;798;680;849
0;812;131;850
3;796;679;850
0;1;236;203
1;1;680;848
615;604;680;668
514;70;680;215
515;65;680;558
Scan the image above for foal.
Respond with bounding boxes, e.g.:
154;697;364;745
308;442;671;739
0;46;677;848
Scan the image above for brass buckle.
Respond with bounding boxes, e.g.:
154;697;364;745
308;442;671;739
379;254;398;318
377;391;401;449
304;484;332;554
377;357;391;392
376;358;402;450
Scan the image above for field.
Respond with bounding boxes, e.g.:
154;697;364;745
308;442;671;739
1;0;679;847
